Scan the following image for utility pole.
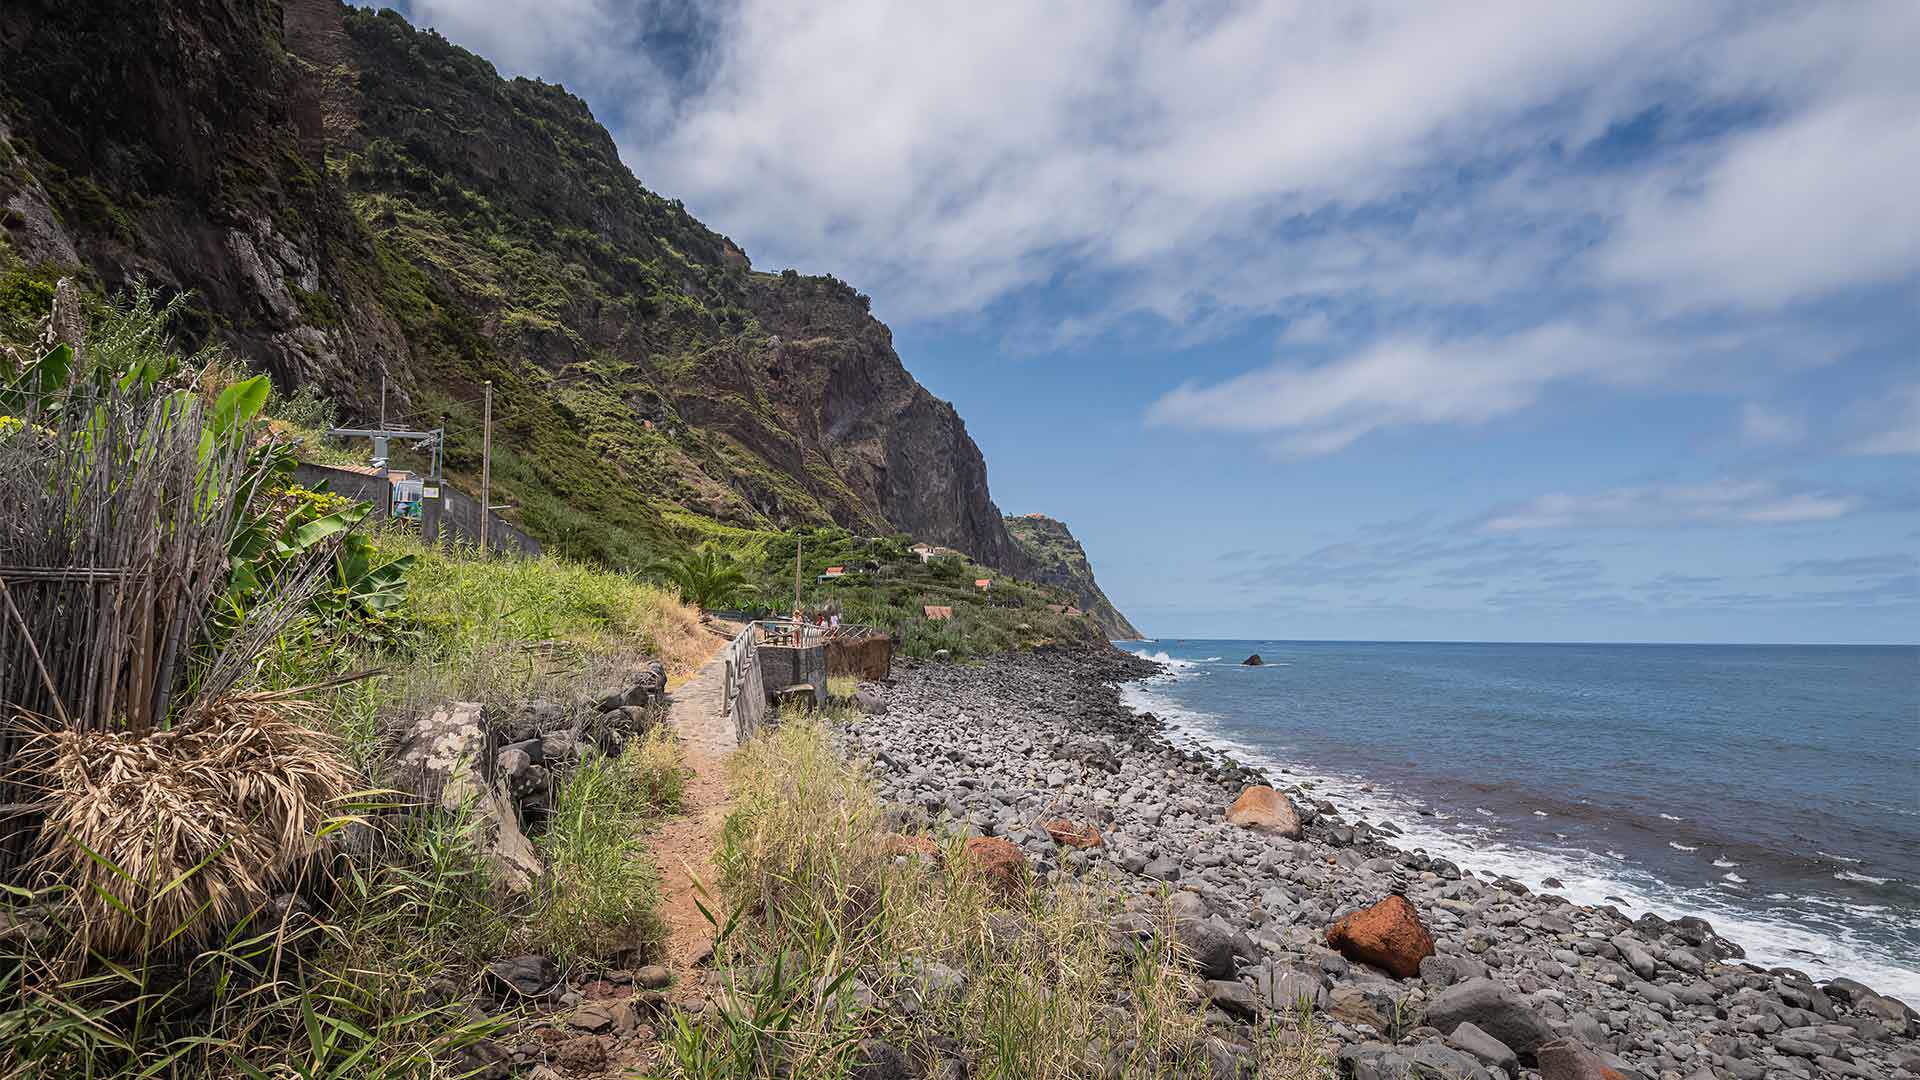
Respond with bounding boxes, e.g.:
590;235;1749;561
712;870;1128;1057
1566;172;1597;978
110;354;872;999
793;533;802;620
479;380;493;556
378;374;387;431
423;413;447;544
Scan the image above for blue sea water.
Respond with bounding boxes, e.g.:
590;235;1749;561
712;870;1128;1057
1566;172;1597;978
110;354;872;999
1116;639;1920;1002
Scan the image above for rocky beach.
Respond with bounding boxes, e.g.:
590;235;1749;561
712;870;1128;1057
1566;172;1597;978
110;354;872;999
838;649;1920;1080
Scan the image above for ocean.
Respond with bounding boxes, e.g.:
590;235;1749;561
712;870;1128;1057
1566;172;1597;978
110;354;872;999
1115;639;1920;1002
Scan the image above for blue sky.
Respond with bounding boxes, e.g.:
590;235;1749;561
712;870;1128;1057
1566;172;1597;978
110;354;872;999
391;1;1919;643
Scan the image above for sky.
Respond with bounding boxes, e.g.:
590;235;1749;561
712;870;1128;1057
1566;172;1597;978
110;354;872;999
388;0;1919;643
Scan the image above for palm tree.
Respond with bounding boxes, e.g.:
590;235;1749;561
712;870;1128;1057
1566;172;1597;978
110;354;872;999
647;545;758;609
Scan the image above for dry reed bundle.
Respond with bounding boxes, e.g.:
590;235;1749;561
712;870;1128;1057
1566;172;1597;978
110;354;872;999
29;693;355;956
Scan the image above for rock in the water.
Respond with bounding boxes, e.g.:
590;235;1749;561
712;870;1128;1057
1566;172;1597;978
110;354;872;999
960;836;1028;899
1326;894;1435;979
1225;785;1303;839
1423;977;1558;1064
1242;654;1264;666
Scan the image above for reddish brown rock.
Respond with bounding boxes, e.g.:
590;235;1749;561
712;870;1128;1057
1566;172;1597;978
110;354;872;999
880;833;943;863
1225;785;1304;839
1041;818;1104;849
1325;895;1435;979
961;836;1029;899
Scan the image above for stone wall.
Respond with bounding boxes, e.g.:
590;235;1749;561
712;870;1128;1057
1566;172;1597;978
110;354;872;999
826;636;893;681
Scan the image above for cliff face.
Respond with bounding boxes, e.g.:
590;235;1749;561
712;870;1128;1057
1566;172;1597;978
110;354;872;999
1004;514;1142;640
0;0;1037;577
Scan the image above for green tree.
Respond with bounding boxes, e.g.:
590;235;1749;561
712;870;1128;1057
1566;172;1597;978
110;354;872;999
647;544;757;609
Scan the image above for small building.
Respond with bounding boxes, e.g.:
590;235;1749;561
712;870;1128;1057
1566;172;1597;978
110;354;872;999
923;605;953;620
974;578;991;591
911;542;940;564
817;566;846;582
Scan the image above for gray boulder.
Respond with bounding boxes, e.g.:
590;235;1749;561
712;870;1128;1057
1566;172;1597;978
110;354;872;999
1422;977;1557;1064
394;702;543;892
1338;1040;1493;1080
1446;1021;1519;1078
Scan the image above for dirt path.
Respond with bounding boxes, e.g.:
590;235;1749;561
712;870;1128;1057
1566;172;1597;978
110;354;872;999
652;632;741;979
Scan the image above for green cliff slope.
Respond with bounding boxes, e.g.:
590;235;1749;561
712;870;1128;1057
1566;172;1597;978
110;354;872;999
1004;514;1142;639
0;0;1129;606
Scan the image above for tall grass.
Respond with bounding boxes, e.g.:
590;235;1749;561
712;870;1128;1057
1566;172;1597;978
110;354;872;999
529;726;686;963
657;713;1333;1080
384;529;711;673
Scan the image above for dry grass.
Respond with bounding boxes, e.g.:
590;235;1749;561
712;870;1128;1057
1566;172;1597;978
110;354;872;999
28;693;355;957
661;714;1334;1080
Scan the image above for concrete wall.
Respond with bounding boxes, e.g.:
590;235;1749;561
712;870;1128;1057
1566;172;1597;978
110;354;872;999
757;643;827;707
826;636;892;681
293;463;541;558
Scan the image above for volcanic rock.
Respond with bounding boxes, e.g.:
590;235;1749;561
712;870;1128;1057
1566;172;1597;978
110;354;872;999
1326;894;1435;979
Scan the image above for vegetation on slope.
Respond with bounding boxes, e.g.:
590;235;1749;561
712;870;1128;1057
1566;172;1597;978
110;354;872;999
1004;513;1143;639
660;514;1110;659
0;291;704;1076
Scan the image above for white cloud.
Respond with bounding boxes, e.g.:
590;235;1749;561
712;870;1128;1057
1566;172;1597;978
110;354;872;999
1600;96;1920;309
1147;323;1672;454
1849;384;1920;455
394;1;1920;328
1483;481;1858;531
1142;319;1827;455
1739;402;1804;446
394;0;1920;454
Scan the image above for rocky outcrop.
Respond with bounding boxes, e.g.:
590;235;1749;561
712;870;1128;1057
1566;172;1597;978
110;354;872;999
0;0;1062;579
1002;513;1141;639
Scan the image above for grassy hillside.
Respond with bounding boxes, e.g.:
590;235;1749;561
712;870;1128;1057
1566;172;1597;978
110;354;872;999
1004;513;1143;639
667;515;1109;659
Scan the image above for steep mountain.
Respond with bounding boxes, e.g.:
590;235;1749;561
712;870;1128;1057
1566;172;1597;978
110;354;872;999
0;0;1058;582
1004;514;1142;640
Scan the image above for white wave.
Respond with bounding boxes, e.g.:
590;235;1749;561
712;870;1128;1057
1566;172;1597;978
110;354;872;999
1475;807;1496;818
1659;813;1684;822
1837;871;1892;886
1137;651;1194;668
1196;656;1224;663
1819;851;1863;864
1669;842;1698;852
1532;810;1549;817
1114;672;1920;1003
1723;872;1748;884
1713;858;1739;868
